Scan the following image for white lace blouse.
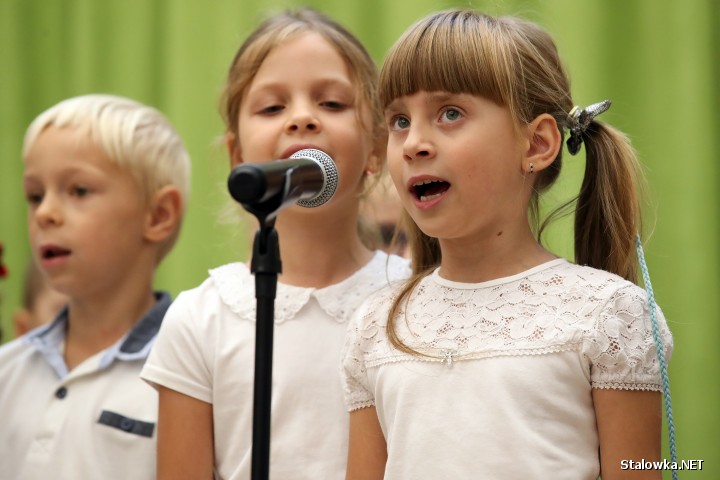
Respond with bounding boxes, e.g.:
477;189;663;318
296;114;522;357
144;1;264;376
342;259;673;479
142;251;410;480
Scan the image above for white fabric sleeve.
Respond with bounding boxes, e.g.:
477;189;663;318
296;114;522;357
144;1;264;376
141;288;214;404
583;282;673;391
340;301;376;412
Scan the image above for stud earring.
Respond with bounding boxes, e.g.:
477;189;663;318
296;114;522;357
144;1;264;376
529;162;534;174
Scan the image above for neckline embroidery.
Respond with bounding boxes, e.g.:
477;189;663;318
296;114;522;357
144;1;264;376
210;251;409;324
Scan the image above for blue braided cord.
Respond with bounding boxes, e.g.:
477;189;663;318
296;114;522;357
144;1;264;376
636;236;678;480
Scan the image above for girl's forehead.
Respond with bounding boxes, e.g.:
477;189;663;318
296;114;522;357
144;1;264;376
263;31;343;69
243;34;354;97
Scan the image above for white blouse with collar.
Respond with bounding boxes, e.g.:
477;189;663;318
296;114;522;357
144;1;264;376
142;251;410;480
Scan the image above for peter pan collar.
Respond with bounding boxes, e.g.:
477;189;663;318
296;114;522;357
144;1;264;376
209;251;410;324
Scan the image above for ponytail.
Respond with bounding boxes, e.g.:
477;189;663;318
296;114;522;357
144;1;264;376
575;121;644;284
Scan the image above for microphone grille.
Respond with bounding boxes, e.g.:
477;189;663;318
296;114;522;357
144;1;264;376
290;149;339;208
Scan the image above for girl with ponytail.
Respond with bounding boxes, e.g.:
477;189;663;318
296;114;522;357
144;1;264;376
342;9;674;479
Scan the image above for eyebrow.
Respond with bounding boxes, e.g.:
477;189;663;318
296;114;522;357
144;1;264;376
23;164;108;182
385;99;404;116
248;77;354;95
386;91;460;113
425;92;457;103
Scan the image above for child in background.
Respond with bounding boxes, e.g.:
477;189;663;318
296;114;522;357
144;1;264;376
13;260;68;337
361;175;409;258
0;94;190;480
343;9;673;480
0;242;7;342
141;8;410;480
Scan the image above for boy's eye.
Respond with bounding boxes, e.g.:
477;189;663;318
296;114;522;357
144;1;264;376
25;192;43;205
72;186;90;197
390;116;410;131
441;108;462;122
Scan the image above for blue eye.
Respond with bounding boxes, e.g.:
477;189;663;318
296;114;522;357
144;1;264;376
391;116;410;130
442;108;462;122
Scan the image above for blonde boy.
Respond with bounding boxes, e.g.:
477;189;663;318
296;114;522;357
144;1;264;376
0;94;190;480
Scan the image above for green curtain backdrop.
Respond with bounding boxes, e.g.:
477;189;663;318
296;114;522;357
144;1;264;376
1;0;717;476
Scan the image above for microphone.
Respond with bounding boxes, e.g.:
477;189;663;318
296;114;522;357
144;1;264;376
227;148;339;209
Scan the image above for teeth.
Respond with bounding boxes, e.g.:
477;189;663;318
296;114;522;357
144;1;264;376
419;193;442;202
413;179;441;187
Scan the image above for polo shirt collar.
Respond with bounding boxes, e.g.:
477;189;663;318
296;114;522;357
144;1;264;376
24;291;171;378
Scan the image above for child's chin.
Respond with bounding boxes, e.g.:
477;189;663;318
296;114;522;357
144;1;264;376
413;222;443;240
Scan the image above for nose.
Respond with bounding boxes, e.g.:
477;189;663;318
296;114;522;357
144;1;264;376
285;102;321;133
402;124;435;162
34;193;63;228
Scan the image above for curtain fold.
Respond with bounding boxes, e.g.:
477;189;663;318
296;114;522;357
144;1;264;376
1;0;717;475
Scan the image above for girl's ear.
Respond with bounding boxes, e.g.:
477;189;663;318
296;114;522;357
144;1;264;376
523;113;561;174
366;124;388;176
364;151;380;176
365;129;387;175
226;132;243;167
144;185;183;244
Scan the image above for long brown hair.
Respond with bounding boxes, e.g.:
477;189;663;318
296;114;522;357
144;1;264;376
381;9;644;354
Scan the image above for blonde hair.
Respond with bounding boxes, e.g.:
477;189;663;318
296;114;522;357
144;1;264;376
381;9;644;354
220;7;385;162
23;94;191;260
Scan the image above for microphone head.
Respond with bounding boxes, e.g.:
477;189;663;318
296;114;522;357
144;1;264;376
290;149;338;208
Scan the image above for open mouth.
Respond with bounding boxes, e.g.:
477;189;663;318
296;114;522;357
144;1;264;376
41;246;71;260
281;144;324;159
411;179;451;202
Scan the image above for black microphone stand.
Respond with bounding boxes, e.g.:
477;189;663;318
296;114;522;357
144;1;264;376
234;188;286;480
227;153;336;480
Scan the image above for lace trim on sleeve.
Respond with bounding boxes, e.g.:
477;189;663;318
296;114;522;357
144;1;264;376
341;274;410;412
348;401;376;412
592;382;663;392
342;301;383;410
584;283;673;389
